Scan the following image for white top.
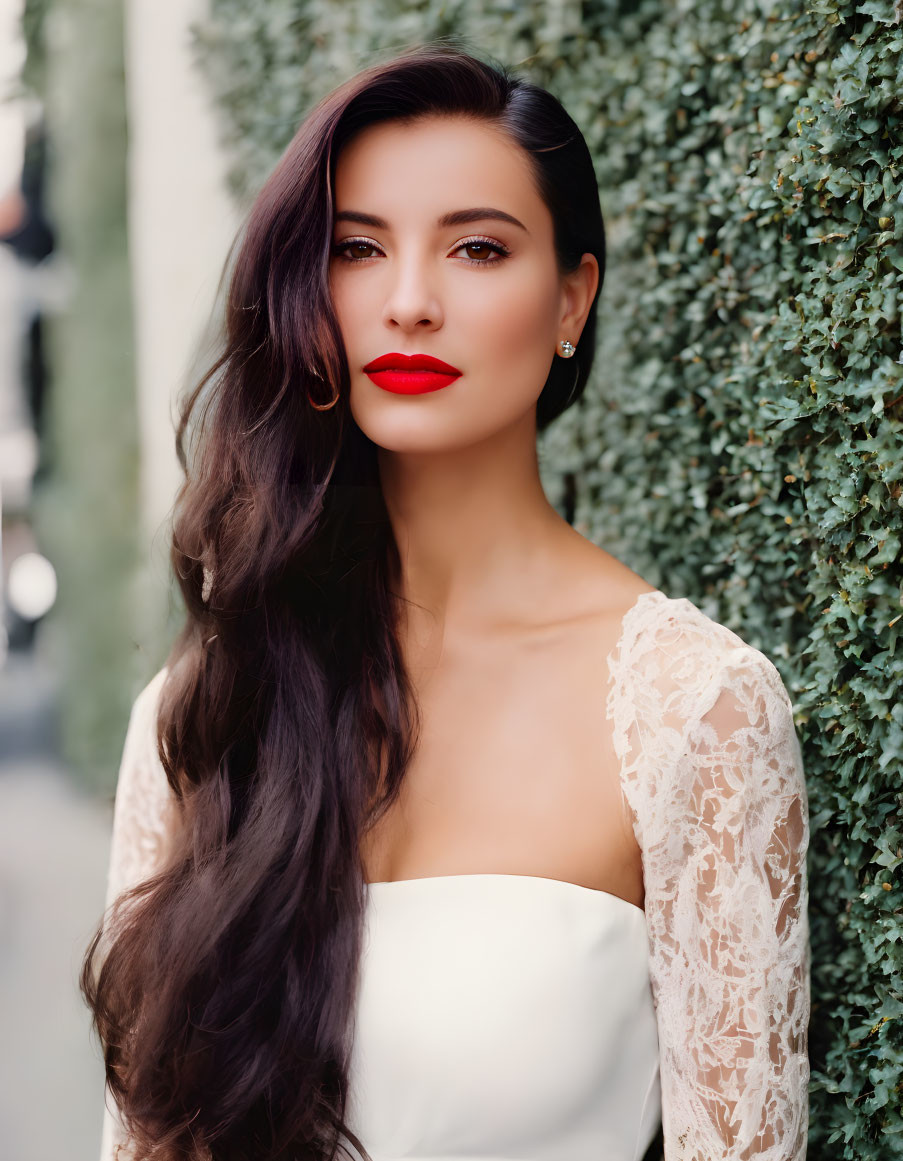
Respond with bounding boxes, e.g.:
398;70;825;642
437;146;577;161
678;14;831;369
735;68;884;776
98;588;811;1161
344;873;661;1161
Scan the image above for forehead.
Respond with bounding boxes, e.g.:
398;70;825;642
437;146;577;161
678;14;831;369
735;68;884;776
332;115;544;226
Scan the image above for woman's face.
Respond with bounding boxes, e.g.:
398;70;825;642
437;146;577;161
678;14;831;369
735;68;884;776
328;115;598;452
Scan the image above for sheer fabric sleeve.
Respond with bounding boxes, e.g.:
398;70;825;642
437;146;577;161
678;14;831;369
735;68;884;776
98;667;177;1161
608;595;811;1161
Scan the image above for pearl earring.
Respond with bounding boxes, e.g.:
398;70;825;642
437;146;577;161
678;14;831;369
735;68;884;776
558;339;576;358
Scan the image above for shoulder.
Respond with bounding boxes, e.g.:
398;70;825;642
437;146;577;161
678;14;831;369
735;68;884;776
119;666;170;763
611;593;808;861
132;664;169;705
615;588;788;716
551;537;795;733
609;589;802;778
657;595;798;748
637;591;805;783
131;665;170;719
117;665;174;803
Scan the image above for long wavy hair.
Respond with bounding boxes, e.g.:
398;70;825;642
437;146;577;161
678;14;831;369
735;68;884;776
81;39;606;1161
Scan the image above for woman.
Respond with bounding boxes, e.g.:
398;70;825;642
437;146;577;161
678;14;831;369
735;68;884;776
83;41;811;1161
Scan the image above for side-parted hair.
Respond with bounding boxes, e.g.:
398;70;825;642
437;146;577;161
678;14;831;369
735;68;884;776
81;39;606;1161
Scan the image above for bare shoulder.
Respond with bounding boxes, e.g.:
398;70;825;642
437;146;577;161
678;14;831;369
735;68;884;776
543;526;660;628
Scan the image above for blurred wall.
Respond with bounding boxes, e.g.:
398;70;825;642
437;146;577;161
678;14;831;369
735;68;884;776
124;0;242;627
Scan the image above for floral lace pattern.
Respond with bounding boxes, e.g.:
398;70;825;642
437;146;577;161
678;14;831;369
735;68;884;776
101;668;175;915
607;592;810;1160
98;667;173;1161
97;591;810;1161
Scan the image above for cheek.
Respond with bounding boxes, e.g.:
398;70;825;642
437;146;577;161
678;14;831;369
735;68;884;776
328;274;355;341
460;263;559;370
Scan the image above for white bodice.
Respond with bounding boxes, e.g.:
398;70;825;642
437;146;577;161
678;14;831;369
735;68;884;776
342;872;661;1161
99;588;811;1161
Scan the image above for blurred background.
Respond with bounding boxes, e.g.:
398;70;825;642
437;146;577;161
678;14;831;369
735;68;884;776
1;0;901;1158
0;0;241;1155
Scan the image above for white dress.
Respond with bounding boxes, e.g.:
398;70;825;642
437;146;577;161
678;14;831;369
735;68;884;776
97;589;811;1161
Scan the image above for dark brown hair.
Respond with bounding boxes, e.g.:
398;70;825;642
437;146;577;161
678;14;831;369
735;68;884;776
81;39;606;1161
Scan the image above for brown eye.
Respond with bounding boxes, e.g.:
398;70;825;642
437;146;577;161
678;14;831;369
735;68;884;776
332;240;382;261
454;237;510;266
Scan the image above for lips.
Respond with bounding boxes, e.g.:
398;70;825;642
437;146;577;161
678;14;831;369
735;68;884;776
363;352;462;374
363;352;462;395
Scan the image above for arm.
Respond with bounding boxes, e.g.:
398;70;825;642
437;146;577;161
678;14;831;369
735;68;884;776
98;667;176;1161
647;649;811;1160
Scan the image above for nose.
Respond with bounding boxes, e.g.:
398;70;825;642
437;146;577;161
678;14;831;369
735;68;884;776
380;248;443;333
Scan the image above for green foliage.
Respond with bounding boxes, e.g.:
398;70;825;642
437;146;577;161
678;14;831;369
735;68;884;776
190;0;903;1154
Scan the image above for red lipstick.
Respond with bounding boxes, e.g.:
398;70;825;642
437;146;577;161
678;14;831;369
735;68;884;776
362;352;462;395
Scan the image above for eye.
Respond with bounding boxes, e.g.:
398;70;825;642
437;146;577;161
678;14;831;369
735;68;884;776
332;238;382;262
330;235;511;267
452;236;511;266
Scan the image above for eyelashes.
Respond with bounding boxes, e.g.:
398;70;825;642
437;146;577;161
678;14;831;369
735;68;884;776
331;235;511;267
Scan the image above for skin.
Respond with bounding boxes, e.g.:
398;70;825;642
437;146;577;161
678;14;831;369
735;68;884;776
329;114;654;908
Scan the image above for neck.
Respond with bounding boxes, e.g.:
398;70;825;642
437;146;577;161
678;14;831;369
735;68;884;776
377;409;565;638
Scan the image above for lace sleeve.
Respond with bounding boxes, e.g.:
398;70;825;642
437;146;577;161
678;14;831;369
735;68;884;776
98;667;176;1161
608;595;811;1160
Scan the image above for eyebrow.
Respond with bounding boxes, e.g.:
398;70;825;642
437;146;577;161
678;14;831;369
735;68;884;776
333;207;529;233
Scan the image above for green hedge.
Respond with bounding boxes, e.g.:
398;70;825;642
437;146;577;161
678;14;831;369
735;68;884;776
189;2;903;1156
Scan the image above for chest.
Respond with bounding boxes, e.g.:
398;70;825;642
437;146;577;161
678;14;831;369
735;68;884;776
360;612;644;908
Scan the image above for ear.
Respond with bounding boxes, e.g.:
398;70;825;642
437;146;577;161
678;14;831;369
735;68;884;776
558;253;600;346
